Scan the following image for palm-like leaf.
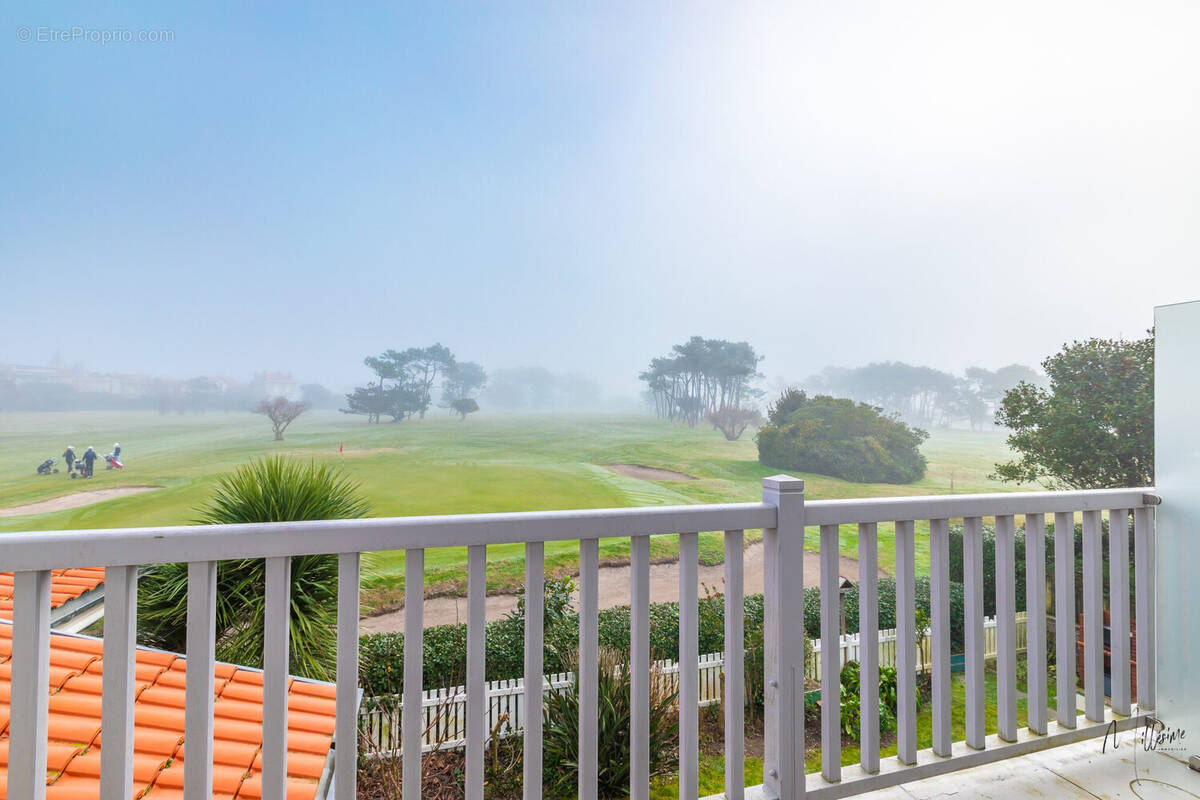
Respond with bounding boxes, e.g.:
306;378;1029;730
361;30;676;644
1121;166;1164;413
138;457;371;680
541;648;678;798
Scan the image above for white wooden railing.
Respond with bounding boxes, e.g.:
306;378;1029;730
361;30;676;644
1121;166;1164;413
0;478;1157;800
360;614;1029;755
361;653;729;756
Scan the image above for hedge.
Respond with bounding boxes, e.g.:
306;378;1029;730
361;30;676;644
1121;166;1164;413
359;584;764;695
944;518;1134;619
360;577;970;695
803;576;966;652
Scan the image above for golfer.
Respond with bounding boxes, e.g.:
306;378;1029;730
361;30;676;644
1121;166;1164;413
81;446;99;478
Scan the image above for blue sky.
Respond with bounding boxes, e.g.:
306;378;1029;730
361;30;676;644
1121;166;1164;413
4;1;1199;395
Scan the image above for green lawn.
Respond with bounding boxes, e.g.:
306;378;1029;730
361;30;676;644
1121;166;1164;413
0;411;1018;599
651;660;1068;798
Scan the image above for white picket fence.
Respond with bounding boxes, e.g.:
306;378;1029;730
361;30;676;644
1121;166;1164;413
807;612;1028;682
359;613;1026;755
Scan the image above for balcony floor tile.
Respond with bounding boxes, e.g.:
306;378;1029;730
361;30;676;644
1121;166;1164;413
855;737;1200;800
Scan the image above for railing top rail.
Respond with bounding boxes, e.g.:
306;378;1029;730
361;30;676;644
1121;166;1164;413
803;487;1156;527
0;502;776;570
0;486;1157;571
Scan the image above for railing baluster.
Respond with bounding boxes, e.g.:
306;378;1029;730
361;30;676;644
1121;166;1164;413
467;545;487;800
1053;511;1077;728
819;523;841;780
859;522;880;772
579;538;600;800
11;569;51;800
1108;509;1131;716
963;516;985;750
185;560;217;799
929;518;951;757
631;535;650;800
263;556;291;800
336;552;361;799
761;475;804;800
100;565;137;800
525;541;545;800
1025;514;1047;734
1134;505;1156;708
404;549;425;797
1082;510;1104;722
679;532;699;800
724;530;745;800
894;520;916;765
995;515;1017;742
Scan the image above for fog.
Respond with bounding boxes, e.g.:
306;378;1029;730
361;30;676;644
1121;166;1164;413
4;1;1199;402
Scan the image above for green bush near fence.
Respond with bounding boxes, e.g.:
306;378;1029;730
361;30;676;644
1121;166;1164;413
359;579;766;695
359;575;972;696
802;576;966;652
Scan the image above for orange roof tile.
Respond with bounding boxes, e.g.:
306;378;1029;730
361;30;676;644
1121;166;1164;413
0;568;106;613
0;622;336;799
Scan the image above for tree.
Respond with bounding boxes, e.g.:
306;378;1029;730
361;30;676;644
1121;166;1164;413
350;344;459;421
803;362;959;428
766;388;808;426
300;383;340;410
639;337;763;427
757;392;929;483
400;343;456;418
451;397;480;420
992;334;1153;489
137;457;370;680
254;396;309;440
707;404;762;441
341;382;387;424
483;367;557;410
185;377;222;413
441;361;487;407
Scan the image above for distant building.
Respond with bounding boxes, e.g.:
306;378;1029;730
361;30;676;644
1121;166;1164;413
0;363;155;397
251;371;301;401
0;361;304;404
205;376;242;394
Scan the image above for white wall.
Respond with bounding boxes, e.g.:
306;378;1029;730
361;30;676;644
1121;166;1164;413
1154;300;1200;760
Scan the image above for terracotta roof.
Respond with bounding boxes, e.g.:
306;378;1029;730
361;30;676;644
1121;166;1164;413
0;622;337;800
0;569;106;618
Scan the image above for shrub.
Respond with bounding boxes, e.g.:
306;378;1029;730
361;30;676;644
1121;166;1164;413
839;660;899;739
707;404;762;441
810;577;966;652
359;584;769;696
948;523;1029;618
138;457;370;681
541;648;679;798
451;397;480;420
756;391;928;483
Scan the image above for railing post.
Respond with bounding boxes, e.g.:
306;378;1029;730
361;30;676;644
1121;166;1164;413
762;475;805;800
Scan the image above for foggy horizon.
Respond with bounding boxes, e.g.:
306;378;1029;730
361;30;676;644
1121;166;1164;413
5;1;1199;399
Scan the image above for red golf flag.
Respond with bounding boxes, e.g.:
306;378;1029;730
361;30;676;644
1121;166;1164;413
339;443;344;453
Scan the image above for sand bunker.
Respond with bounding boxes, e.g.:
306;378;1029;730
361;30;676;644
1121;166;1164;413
0;486;163;518
608;464;695;482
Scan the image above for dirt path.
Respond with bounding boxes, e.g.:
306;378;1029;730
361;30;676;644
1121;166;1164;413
360;541;886;633
0;486;162;518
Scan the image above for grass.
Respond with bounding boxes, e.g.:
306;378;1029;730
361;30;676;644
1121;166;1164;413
0;410;1019;602
651;659;1067;798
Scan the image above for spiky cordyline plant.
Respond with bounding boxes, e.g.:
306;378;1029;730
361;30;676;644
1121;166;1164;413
137;456;371;681
541;647;679;798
